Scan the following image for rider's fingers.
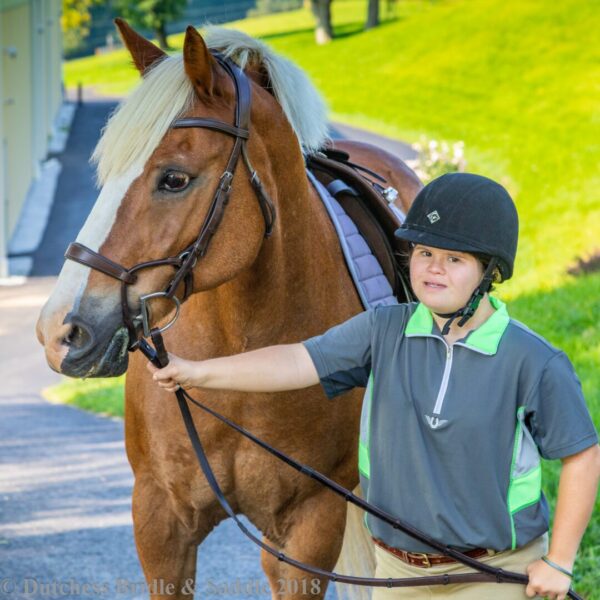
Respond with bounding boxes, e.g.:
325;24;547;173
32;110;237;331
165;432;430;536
153;365;178;382
157;378;175;388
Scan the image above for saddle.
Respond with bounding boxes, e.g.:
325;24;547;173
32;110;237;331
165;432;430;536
306;148;414;304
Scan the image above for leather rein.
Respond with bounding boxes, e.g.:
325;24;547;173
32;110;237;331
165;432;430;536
63;54;583;598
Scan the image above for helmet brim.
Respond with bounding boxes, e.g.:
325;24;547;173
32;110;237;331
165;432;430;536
394;227;488;256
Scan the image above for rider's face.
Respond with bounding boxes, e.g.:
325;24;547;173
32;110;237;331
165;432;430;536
410;245;484;315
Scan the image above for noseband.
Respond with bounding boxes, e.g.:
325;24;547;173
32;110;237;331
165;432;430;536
64;54;276;348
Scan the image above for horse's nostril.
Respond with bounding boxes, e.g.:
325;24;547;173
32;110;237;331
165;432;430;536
64;325;82;347
62;319;96;356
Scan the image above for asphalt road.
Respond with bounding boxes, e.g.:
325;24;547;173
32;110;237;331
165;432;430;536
0;98;413;599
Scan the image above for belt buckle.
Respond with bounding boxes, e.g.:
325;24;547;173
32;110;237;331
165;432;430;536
408;552;431;568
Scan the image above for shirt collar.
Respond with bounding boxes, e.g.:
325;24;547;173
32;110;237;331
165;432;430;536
405;296;510;355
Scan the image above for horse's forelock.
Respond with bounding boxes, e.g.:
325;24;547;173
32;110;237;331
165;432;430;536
91;56;196;186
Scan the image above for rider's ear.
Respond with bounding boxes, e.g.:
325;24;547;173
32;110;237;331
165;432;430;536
182;26;214;97
114;18;167;75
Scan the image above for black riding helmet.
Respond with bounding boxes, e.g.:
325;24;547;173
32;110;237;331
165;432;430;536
394;172;519;334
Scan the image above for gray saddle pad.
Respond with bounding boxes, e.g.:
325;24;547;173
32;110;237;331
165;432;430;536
307;170;399;310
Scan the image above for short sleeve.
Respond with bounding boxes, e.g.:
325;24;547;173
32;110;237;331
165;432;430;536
526;352;598;459
302;309;375;399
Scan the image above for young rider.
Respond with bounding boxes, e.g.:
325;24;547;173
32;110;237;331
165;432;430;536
148;173;600;600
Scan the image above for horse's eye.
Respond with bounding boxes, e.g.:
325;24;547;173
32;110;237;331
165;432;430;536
159;171;190;192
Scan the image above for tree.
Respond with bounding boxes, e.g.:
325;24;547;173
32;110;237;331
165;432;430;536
366;0;379;29
113;0;187;51
61;0;102;53
310;0;333;45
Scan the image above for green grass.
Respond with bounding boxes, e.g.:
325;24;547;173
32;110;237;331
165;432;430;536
44;375;125;418
56;1;600;593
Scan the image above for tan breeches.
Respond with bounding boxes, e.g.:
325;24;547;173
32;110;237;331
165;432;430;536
372;534;548;600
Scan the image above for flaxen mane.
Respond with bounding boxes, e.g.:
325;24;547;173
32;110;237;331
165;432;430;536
92;27;329;186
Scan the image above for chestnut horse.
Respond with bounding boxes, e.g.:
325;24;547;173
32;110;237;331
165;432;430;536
37;21;421;600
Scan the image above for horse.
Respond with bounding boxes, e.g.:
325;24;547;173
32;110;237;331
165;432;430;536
36;20;422;600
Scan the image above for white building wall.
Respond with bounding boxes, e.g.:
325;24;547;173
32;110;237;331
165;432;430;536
0;0;63;277
2;1;34;241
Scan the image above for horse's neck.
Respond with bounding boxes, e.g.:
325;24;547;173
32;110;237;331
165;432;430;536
192;169;361;351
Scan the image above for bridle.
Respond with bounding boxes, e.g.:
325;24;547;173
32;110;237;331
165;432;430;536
65;53;276;347
62;54;583;598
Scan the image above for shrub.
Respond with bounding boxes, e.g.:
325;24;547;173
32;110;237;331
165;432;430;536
406;138;466;183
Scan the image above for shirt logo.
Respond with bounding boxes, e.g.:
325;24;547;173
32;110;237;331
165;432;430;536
425;415;449;430
427;210;441;224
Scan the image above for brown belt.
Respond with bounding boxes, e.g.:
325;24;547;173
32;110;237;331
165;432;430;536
372;537;492;568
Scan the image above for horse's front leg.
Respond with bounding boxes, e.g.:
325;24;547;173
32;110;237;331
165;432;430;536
131;472;208;600
261;487;349;600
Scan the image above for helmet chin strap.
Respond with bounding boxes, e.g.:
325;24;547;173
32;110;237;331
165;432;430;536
435;258;499;337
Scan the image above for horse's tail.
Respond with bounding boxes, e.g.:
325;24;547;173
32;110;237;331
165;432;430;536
334;485;375;600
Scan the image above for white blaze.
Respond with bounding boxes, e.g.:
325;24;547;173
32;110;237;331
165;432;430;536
43;164;143;316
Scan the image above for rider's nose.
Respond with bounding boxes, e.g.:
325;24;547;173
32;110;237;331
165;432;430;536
427;259;445;273
62;316;97;359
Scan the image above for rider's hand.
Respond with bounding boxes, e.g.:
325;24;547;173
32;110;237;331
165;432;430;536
146;354;201;393
526;558;572;600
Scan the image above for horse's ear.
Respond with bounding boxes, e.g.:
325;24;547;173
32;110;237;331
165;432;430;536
183;26;214;96
114;18;167;75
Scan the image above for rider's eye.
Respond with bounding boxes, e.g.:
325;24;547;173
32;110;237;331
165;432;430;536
158;171;190;192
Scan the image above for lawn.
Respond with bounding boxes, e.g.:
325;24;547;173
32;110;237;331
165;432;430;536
57;0;600;593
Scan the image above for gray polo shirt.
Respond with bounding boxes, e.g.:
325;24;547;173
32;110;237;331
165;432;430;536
302;297;598;553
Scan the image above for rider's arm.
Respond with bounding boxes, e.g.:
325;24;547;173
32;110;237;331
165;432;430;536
523;351;599;598
547;444;600;568
147;343;320;393
525;444;600;598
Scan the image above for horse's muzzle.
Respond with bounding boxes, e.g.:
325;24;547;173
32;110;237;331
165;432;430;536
38;299;131;378
60;323;130;378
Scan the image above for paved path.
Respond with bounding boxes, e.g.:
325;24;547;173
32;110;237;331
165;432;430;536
31;102;114;277
329;122;416;161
